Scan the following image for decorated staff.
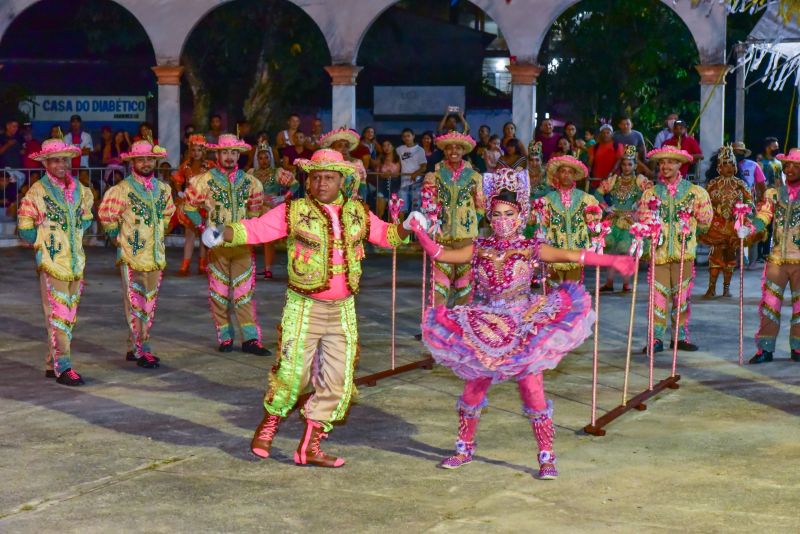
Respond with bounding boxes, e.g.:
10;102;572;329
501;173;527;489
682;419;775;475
389;194;405;369
622;222;650;404
733;202;753;366
585;208;611;427
420;181;442;311
671;208;693;377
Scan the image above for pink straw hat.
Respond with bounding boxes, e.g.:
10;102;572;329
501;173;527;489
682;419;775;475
207;133;252;152
30;138;81;161
120;140;168;161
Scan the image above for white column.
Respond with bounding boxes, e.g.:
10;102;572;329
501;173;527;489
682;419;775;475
325;65;363;130
506;63;543;145
735;44;746;143
696;64;729;177
151;65;183;167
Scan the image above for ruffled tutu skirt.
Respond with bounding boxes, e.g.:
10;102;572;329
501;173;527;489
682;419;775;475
421;282;595;383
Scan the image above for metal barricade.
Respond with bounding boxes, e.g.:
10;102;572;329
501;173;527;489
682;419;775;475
0;165;178;239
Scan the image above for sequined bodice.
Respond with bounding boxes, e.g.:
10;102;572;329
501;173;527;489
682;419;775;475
472;236;540;303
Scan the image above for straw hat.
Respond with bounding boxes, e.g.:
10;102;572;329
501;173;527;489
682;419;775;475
30;138;81;161
294;148;357;177
319;128;360;151
646;146;693;164
187;134;207;147
731;141;751;157
120;140;168;161
434;131;476;153
777;148;800;163
207;133;252;152
546;155;588;186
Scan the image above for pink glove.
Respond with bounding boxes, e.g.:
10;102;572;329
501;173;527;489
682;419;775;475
410;221;443;259
581;251;636;276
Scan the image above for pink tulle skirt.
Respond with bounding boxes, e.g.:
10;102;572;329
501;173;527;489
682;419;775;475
421;282;595;383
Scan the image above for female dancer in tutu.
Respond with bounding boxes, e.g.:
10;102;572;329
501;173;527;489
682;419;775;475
406;168;635;479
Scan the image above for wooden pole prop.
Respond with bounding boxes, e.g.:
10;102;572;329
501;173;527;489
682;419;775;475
733;202;753;366
585;212;609;429
621;223;649;405
388;194;404;370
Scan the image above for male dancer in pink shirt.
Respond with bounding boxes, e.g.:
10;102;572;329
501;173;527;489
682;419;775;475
203;149;422;467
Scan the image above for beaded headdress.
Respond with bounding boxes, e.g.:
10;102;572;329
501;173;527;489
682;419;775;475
528;140;543;160
717;145;736;166
623;144;637;160
483;167;530;220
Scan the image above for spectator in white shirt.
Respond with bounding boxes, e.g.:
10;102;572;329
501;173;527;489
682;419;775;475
396;128;428;212
67;114;93;168
654;112;678;148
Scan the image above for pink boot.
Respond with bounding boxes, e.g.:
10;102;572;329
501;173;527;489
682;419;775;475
440;397;487;469
525;400;558;480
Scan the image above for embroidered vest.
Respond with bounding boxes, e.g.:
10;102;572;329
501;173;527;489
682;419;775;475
285;198;370;295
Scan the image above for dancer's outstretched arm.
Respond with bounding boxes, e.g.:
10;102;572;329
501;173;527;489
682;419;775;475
408;214;474;264
540;244;636;277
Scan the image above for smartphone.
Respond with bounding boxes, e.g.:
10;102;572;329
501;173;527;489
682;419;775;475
448;106;460;113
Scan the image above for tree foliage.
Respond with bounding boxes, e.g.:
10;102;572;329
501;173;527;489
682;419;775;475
538;0;701;136
181;0;330;133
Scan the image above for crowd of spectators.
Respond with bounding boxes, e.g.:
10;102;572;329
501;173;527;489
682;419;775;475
0;108;788;251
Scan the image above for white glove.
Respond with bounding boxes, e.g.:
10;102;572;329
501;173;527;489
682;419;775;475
737;225;752;239
403;211;429;232
202;226;224;248
177;191;185;199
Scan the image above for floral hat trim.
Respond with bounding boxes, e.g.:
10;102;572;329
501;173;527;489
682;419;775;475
434;131;476;153
30;138;82;161
319;128;360;150
646;146;693;164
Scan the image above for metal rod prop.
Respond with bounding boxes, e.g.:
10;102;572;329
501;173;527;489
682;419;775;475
391;247;397;370
739;237;745;366
421;250;427;318
648;240;656;390
388;195;403;370
591;264;601;426
733;202;752;367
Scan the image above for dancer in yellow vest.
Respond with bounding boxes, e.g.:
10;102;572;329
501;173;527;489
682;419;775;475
203;149;419;467
99;140;176;368
184;134;270;355
17;137;94;386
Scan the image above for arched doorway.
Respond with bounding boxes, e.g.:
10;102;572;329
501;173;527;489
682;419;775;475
0;0;156;141
537;0;700;147
355;0;508;137
179;0;331;142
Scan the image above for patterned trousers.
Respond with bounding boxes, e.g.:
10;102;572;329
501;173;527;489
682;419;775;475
652;261;695;342
120;264;163;357
756;263;800;351
207;246;261;343
708;242;739;287
264;290;359;431
433;261;473;307
39;272;84;376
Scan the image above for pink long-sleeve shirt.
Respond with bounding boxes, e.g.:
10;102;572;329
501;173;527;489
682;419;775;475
239;201;397;300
